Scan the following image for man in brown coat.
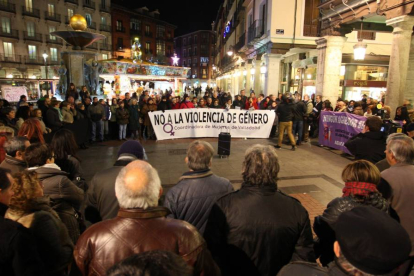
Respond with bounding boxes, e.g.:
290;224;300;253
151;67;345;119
74;160;219;276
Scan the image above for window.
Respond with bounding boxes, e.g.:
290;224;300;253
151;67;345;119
167;31;171;39
27;21;35;36
28;45;36;59
188;48;191;56
183;60;186;67
25;0;33;12
68;9;74;19
188;59;191;66
156;25;165;38
303;0;319;37
131;19;141;31
49;26;56;40
193;47;197;55
48;4;55;17
50;48;57;61
188;36;192;44
193;57;197;64
194;35;197;43
3;42;13;58
101;0;106;8
145;25;150;35
183;38;186;45
1;18;10;34
102;53;108;60
117;38;123;49
116;20;123;31
145;42;150;53
183;49;186;57
85;14;92;27
101;16;106;25
156;41;165;55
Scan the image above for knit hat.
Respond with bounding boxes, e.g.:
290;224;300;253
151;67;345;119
406;123;414;132
335;206;411;275
117;141;144;160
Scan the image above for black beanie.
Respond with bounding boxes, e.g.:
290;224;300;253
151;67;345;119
117;141;144;160
335;206;411;275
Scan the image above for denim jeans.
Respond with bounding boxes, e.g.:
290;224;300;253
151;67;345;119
119;124;127;139
292;120;304;143
91;120;104;141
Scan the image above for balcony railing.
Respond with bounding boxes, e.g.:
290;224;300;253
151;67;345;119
248;19;264;43
0;2;16;13
145;31;153;37
88;22;96;30
99;43;111;51
49;59;60;65
64;0;78;5
156;32;165;39
145;49;153;54
44;11;61;23
83;0;95;9
100;24;111;32
0;54;21;63
23;31;43;42
86;42;98;49
24;55;44;65
235;33;246;51
46;36;63;45
130;28;141;35
0;28;19;39
99;4;109;13
21;6;40;18
116;27;125;33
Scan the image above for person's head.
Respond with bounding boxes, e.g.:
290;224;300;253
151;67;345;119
125;92;130;100
31;109;42;118
161;96;167;102
67;96;75;104
366;106;372;114
303;94;309;101
24;143;54;167
9;171;44;212
281;95;288;104
364;116;382;132
213;99;219;106
0;168;14;206
119;100;125;108
115;160;161;209
131;98;138;106
4;136;30;160
207;97;212;104
15;106;30;121
148;98;154;105
50;129;78;161
322;100;331;110
51;99;61;108
84;97;91;105
334;206;411;276
337;101;345;109
20;95;27;102
118;140;145;160
99;99;106;105
341;160;381;187
112;98;118;105
348;100;355;107
240;89;245;96
17;118;44;144
77;103;85;111
171;97;177;104
69;83;75;90
271;101;277;108
250;92;256;98
385;133;414;166
242;145;280;187
353;104;363;115
2;107;15;120
93;97;98;104
406;123;414;138
237;95;242;101
107;251;193;276
45;98;51;106
61;101;70;110
316;95;321;103
82;86;88;92
185;141;214;171
199;99;205;106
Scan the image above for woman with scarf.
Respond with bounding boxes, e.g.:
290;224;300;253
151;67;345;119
313;160;388;267
45;100;63;132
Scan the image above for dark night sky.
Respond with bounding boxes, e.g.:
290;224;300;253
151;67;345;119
112;0;223;36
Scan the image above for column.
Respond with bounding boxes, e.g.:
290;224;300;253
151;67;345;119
233;70;240;98
387;15;414;117
264;54;283;96
245;62;252;92
254;59;261;94
406;36;414;103
315;36;347;106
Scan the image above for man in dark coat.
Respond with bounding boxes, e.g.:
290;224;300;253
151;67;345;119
0;137;30;175
292;94;307;146
275;95;296;150
85;140;147;222
204;145;315;276
345;116;386;163
45;99;63;132
164;141;233;234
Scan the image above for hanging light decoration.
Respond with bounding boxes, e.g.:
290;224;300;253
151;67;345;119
171;53;179;66
353;18;367;61
131;37;142;64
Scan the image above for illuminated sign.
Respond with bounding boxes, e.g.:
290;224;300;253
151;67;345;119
223;21;231;38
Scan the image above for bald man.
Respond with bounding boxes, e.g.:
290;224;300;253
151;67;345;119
74;161;219;276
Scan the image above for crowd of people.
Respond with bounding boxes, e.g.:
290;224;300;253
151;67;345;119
0;85;414;275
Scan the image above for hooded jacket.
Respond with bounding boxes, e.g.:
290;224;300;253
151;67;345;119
344;131;387;163
0;155;27;175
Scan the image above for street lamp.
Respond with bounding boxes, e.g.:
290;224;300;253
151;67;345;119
353;18;367;61
250;68;256;75
243;70;247;76
42;51;48;79
260;64;267;74
227;46;234;56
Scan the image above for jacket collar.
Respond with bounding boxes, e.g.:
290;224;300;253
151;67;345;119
4;155;26;166
241;182;277;195
118;206;171;219
179;169;213;181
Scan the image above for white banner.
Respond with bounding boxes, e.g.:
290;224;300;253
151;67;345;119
149;109;275;141
1;85;28;102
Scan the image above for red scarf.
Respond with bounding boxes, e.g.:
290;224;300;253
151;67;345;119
342;182;377;197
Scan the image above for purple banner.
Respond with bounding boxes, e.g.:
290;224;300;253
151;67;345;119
318;111;367;155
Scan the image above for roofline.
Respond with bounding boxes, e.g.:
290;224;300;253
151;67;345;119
174;30;216;40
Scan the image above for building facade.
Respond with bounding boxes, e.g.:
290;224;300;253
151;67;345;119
111;5;176;64
0;0;112;79
174;30;216;90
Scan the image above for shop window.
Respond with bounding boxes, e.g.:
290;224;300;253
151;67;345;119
357;31;376;41
202;68;207;79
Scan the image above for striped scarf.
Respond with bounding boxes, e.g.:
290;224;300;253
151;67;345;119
342;182;377;197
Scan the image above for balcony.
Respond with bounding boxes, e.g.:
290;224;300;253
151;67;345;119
86;42;98;50
156;32;165;39
44;11;61;23
0;2;16;13
24;55;44;65
0;28;19;39
21;6;40;18
100;24;111;32
46;36;63;45
145;31;153;37
116;27;125;33
64;0;78;5
99;43;111;51
48;59;60;65
248;20;264;44
235;33;245;51
23;32;43;43
83;0;95;10
0;54;21;63
130;28;141;35
88;22;96;30
99;4;110;13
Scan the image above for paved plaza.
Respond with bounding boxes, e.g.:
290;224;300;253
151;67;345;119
79;137;353;226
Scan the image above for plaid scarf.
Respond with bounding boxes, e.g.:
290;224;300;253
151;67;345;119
342;182;377;197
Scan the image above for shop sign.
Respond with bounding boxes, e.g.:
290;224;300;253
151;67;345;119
343;80;387;88
276;29;284;35
303;80;315;86
200;57;209;63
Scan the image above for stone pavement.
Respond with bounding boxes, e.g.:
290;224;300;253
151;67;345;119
78;137;351;224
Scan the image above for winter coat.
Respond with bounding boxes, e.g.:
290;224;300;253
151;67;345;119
128;105;140;131
5;197;73;275
278;261;348;276
34;117;49;134
88;103;104;122
141;103;157;126
116;107;129;125
76;108;87;120
0;203;45;276
31;165;84;244
45;108;62;132
164;170;233;234
277;102;295;122
204;183;315;276
344;131;387;163
55;155;83;182
293;101;307;121
66;89;79;101
179;101;195;109
1;117;18;135
232;100;244;109
313;194;389;266
61;108;76;124
157;101;171;112
0;155;26;175
109;105;118;122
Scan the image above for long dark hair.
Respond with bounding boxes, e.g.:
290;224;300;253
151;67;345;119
395;106;411;123
50;129;79;161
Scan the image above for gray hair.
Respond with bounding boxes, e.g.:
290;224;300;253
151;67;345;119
4;137;28;157
386;133;414;164
242;145;280;187
115;161;161;209
186;141;214;171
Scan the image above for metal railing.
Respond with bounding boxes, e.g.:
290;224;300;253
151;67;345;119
46;36;63;45
0;28;19;39
130;28;141;35
248;20;264;43
24;55;44;65
0;2;16;13
99;4;109;13
44;11;61;22
21;6;40;18
64;0;78;4
145;31;153;37
100;24;111;32
116;27;125;33
83;0;95;9
235;33;246;51
23;31;43;42
0;54;21;63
